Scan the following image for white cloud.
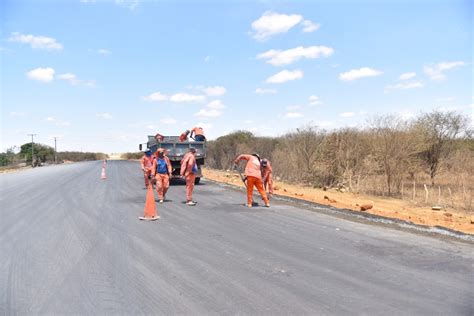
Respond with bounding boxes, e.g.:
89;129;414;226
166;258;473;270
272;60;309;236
9;32;63;50
160;118;177;125
195;109;222;118
266;69;303;84
96;112;112;120
251;11;303;41
301;20;320;33
206;100;226;109
10;112;26;117
46;116;70;126
204;56;210;62
57;121;71;127
285;112;303;118
115;0;139;10
399;72;416;80
170;93;206;103
202;86;226;96
340;112;355;117
339;67;382;81
255;88;277;94
384;81;423;93
244;120;254;124
143;92;168;102
257;45;334;66
57;73;78;84
424;61;466;81
309;95;322;106
146;125;157;130
57;72;95;87
27;67;55;82
98;49;111;55
286;105;301;110
435;97;454;102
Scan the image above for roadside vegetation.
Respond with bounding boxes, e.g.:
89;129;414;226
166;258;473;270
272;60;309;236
206;111;473;213
120;152;143;160
0;143;108;168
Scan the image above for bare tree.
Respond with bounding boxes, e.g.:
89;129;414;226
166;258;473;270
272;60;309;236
415;111;469;185
369;116;420;196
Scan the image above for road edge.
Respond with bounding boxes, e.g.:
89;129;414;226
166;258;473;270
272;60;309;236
203;178;474;244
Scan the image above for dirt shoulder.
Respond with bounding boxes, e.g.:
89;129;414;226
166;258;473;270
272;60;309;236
202;167;474;235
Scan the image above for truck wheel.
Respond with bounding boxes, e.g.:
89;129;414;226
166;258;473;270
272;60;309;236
194;177;201;185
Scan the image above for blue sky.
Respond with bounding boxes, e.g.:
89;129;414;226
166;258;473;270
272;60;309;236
1;0;472;153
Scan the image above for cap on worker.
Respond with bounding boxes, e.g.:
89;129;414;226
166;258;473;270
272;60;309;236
261;158;268;166
252;153;261;160
145;150;152;156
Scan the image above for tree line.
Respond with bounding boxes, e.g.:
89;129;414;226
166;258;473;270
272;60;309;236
206;111;473;209
0;142;108;167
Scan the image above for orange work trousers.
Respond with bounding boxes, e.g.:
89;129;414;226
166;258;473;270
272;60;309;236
264;174;274;195
185;173;196;201
155;173;170;200
143;169;152;187
246;176;268;206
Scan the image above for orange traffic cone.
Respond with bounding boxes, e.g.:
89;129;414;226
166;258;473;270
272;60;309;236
139;184;159;221
101;166;107;180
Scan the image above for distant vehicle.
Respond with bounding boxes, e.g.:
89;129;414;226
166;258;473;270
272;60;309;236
139;135;206;184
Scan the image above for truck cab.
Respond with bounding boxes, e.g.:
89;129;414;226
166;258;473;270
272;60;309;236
140;136;206;184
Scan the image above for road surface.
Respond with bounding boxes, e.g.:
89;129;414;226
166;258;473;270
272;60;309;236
0;161;472;315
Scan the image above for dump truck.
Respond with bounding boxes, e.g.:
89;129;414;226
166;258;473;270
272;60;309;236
139;135;206;184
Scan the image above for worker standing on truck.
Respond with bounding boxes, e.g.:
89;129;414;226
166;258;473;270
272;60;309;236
180;148;198;206
190;127;206;141
152;149;172;203
234;153;270;208
261;158;274;197
154;133;165;142
179;130;190;142
140;150;154;188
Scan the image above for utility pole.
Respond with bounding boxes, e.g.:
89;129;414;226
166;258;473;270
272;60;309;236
27;134;37;167
53;137;58;163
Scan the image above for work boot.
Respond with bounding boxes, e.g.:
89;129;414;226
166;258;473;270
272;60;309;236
265;203;270;207
247;204;252;208
186;201;197;206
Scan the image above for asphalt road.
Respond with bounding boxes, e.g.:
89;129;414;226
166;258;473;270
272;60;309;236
0;160;472;315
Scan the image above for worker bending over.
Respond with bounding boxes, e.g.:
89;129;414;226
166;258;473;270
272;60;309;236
261;158;274;196
234;153;270;208
152;149;172;203
179;130;190;142
180;148;198;206
190;127;206;142
140;150;154;188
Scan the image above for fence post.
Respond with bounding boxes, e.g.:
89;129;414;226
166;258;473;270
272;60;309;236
424;184;429;203
438;186;441;205
412;181;416;201
401;182;404;200
448;187;454;208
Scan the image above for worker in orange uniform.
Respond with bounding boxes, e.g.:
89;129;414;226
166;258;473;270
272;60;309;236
261;158;274;197
154;133;165;142
152;149;172;203
140;150;154;188
179;130;190;142
190;127;206;141
234;153;270;208
180;148;198;206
